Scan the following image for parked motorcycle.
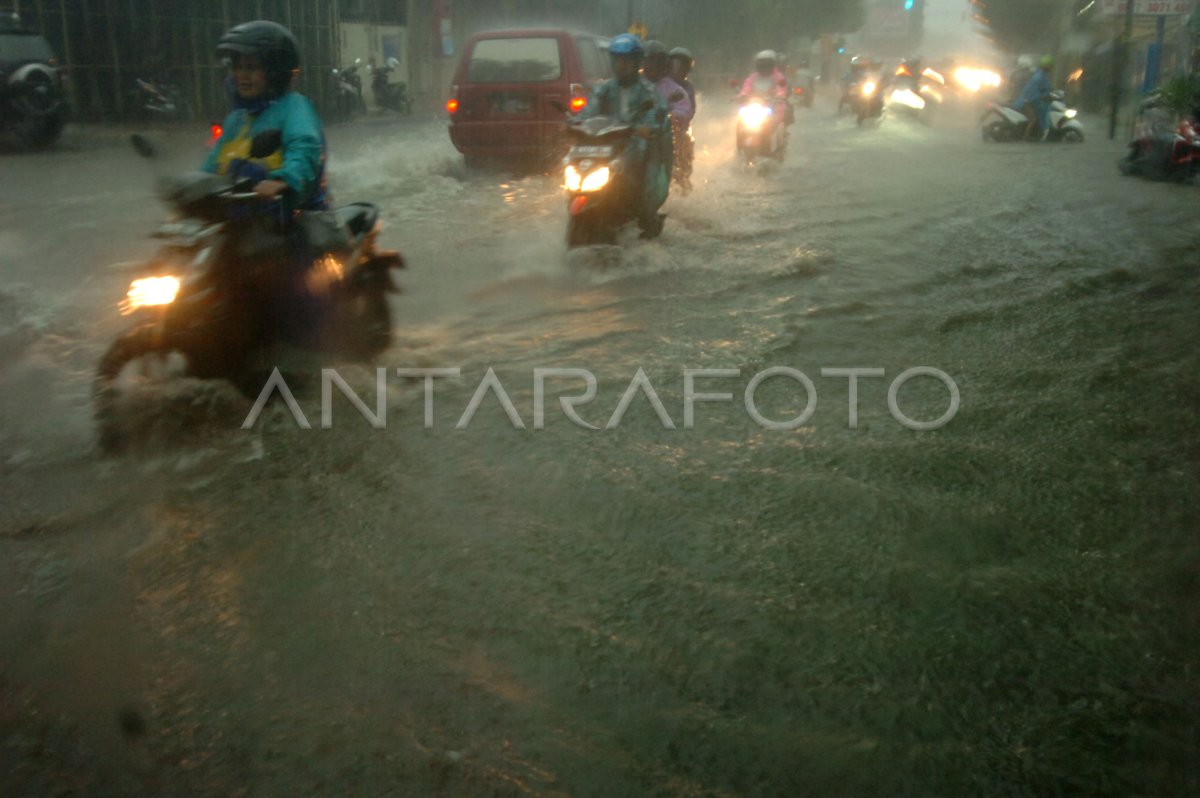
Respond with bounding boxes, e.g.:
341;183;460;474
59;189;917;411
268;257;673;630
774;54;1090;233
371;57;412;114
735;96;787;164
980;90;1084;143
331;59;366;121
1119;99;1199;182
131;74;192;121
0;18;67;149
95;133;405;450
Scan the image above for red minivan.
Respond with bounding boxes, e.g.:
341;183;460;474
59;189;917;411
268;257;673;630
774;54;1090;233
447;30;611;165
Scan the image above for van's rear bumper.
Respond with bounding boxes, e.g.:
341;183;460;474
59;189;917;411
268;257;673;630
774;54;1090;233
448;121;565;158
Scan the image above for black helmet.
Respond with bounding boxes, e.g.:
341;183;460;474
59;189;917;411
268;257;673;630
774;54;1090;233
643;40;668;61
668;46;694;66
217;20;300;94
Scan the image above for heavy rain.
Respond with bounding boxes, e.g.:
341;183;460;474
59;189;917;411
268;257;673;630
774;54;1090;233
1;1;1198;796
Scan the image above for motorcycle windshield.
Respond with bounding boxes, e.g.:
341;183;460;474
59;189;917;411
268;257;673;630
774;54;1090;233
568;116;633;141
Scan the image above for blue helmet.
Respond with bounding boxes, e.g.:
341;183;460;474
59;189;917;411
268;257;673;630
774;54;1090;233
609;34;643;58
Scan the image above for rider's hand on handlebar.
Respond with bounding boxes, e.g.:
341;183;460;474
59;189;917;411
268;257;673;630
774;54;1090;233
253;179;288;200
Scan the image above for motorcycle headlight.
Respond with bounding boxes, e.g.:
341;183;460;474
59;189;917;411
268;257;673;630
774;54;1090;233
862;81;877;97
1064;108;1077;119
121;276;180;314
738;103;772;131
580;166;611;193
564;164;583;192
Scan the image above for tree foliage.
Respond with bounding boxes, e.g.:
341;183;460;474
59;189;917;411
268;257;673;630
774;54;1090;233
970;0;1074;53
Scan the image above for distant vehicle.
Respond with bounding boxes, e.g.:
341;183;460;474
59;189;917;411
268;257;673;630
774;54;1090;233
370;57;412;114
735;96;787;164
980;90;1083;143
446;29;611;167
331;59;366;122
131;74;192;121
0;14;67;149
1119;95;1198;182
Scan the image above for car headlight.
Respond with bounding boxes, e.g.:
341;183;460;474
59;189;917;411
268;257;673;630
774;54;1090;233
121;276;180;314
738;103;772;131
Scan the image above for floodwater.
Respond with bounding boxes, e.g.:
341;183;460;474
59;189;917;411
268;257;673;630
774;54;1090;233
1;95;1198;796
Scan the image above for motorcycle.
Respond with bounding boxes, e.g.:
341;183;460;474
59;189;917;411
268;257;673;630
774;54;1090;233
1118;95;1198;182
370;57;412;114
331;59;366;121
94;132;405;450
980;90;1084;143
886;70;943;124
735;95;787;164
855;77;884;127
131;75;192;121
561;115;645;246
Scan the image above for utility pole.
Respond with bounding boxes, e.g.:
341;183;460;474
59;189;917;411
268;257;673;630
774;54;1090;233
1109;0;1136;140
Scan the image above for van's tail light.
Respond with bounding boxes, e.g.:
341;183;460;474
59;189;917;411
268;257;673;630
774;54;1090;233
569;83;587;114
446;84;459;115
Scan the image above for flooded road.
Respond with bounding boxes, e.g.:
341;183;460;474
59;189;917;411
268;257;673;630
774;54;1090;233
2;98;1198;796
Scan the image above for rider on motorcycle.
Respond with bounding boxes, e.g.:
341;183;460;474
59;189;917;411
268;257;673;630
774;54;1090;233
668;46;697;193
202;20;329;212
578;33;670;237
740;49;790;124
1012;55;1054;141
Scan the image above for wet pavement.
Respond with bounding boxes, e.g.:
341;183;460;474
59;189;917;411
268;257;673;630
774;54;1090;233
1;95;1198;796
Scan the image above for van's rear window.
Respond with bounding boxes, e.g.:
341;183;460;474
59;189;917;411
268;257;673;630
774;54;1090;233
467;38;562;83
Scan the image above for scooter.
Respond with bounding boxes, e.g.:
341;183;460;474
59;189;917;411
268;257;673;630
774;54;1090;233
94;132;405;451
561;115;644;246
980;90;1084;143
331;59;366;120
735;95;787;164
1118;95;1199;182
370;57;412;114
856;78;884;127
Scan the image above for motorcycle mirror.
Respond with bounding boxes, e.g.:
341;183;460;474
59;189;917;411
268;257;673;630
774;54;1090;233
249;129;283;159
130;133;157;159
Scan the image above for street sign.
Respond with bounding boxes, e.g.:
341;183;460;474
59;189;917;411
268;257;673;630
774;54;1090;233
1099;0;1194;15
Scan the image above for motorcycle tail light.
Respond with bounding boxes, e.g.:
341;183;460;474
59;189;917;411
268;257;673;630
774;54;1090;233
570;96;587;113
446;98;459;114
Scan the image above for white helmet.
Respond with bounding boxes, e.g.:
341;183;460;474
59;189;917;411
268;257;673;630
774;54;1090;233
1016;55;1034;69
755;49;778;64
387;56;400;69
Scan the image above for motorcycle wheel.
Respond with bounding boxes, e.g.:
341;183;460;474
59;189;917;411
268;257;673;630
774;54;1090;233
1061;129;1083;144
344;291;392;358
93;325;174;453
12;112;64;150
567;214;607;247
982;121;1006;143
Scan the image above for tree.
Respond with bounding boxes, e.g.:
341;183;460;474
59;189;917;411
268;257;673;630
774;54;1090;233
969;0;1075;53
